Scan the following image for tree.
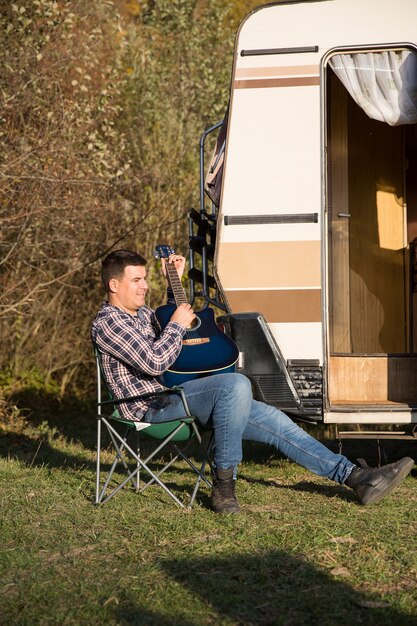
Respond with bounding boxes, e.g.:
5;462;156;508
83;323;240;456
0;0;260;397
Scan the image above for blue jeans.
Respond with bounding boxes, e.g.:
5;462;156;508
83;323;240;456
144;373;355;484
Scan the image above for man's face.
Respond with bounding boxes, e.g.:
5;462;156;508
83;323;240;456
109;264;148;315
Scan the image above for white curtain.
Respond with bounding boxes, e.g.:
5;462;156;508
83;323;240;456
329;50;417;126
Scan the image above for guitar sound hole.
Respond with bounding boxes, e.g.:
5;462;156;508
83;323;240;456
187;316;201;331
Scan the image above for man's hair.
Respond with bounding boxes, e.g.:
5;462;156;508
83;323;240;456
101;249;147;293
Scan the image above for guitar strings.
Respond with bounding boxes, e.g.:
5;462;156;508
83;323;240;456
167;262;197;341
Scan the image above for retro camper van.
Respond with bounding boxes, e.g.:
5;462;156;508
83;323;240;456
188;0;417;429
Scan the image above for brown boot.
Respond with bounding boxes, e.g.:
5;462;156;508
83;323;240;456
210;467;240;514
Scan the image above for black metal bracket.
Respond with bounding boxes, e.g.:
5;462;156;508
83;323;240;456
241;45;318;57
224;213;318;226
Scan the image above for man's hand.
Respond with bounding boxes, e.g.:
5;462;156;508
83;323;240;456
161;254;186;280
170;303;195;328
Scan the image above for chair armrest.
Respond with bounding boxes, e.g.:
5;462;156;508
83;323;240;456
98;386;192;417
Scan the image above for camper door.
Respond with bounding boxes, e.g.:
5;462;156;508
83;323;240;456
325;46;417;409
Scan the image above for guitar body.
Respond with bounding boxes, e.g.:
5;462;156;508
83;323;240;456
155;304;239;386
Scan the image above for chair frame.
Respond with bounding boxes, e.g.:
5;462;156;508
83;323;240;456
95;350;213;508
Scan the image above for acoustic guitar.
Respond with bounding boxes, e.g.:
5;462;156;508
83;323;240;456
154;244;239;386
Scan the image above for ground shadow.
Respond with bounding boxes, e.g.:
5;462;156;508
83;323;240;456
240;474;356;502
2;387;415;506
0;427;208;504
0;401;215;508
325;436;417;467
3;386;97;448
112;550;414;625
0;385;99;473
112;605;196;626
243;434;417;468
0;430;93;469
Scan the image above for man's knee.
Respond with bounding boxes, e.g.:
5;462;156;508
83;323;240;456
223;372;252;399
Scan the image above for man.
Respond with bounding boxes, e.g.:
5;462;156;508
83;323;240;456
91;249;414;514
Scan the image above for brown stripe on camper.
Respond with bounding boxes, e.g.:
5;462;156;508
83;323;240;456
235;76;320;89
225;289;321;323
235;65;320;78
217;241;321;288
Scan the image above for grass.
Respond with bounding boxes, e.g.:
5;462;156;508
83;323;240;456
0;394;416;626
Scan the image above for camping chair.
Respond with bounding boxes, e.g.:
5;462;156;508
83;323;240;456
94;346;213;508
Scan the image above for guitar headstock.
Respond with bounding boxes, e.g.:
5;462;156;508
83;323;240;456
154;244;176;260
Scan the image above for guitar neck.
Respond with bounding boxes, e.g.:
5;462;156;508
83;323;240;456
166;263;188;306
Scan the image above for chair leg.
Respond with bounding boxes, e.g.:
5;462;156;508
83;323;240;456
136;431;140;492
95;417;102;505
96;417;214;508
138;423;191;492
188;429;214;509
103;418;185;507
107;428;138;488
100;466;142;504
97;426;141;503
140;425;214;508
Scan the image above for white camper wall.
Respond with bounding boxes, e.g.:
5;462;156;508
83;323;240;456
216;4;323;363
217;76;322;362
215;0;417;365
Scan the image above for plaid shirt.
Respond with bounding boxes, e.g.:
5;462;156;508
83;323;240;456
91;299;185;421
